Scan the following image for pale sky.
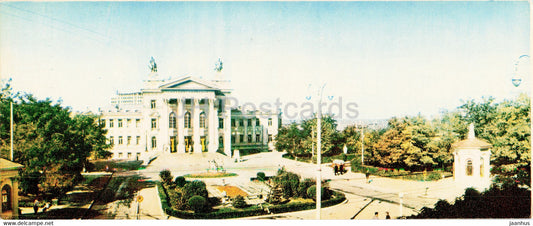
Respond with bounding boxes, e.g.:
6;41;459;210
0;1;530;123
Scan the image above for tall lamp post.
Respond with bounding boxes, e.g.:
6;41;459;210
307;83;327;220
511;55;530;88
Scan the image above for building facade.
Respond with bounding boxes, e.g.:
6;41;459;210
452;123;492;191
99;69;280;162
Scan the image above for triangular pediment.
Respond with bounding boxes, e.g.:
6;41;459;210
159;76;220;91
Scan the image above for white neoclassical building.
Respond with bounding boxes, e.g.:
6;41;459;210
99;63;280;162
452;123;492;191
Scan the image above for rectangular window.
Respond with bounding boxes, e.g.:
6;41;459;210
219;118;224;128
136;152;141;159
239;135;244;143
151;100;156;109
247;119;252;126
127;136;131;145
268;134;273;142
118;152;123;158
136;119;140;128
248;135;252;143
127;152;132;159
118;119;123;128
127;119;131;128
109;119;114;128
118;136;123;145
256;134;261;143
231;135;236;143
100;119;106;127
109;136;114;145
136;136;140;145
239;120;244;127
268;118;272;126
151;118;157;129
255;119;260;126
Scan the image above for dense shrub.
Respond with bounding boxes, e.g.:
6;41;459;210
273;171;300;198
188;195;207;213
232;195;247;208
182;180;208;203
296;178;315;198
175;176;187;187
159;169;173;185
306;185;332;201
157;181;346;219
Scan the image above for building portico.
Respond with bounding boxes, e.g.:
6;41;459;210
100;61;280;162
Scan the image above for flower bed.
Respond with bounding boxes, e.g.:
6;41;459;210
157;181;345;219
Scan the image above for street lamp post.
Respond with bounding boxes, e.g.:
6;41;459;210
307;83;327;220
511;55;530;88
361;126;364;166
10;102;13;161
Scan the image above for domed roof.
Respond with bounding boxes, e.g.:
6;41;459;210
452;138;492;149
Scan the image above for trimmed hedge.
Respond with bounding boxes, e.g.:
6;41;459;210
156;181;346;219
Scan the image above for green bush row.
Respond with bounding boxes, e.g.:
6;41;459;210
351;161;444;181
157;181;346;219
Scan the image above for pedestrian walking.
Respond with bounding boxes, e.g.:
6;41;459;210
42;202;50;212
334;165;338;176
386;211;391;219
33;199;39;214
372;212;379;219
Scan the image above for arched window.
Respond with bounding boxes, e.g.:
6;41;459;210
184;112;191;128
2;185;12;211
199;112;206;128
480;158;484;177
466;160;473;176
169;112;176;129
151;136;157;149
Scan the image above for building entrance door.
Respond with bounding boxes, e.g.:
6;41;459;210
185;136;192;153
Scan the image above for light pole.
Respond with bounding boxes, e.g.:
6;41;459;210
360;125;364;166
511;55;530;88
307;83;327;220
10;102;13;161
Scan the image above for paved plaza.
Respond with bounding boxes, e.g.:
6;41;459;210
128;151;466;220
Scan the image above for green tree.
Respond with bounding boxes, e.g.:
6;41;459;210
159;169;173;185
460;95;531;187
0;81;111;196
232;195;247;208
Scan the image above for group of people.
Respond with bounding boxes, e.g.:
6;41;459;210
372;211;391;219
33;199;51;214
333;164;346;176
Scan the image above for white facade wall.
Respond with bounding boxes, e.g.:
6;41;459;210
100;75;280;162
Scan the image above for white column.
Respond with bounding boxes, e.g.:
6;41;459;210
223;98;232;156
208;98;217;153
162;98;170;153
193;98;201;153
177;99;185;153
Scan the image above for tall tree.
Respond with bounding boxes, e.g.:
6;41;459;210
0;81;111;196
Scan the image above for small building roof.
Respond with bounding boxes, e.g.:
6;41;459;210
452;138;492;149
0;158;23;171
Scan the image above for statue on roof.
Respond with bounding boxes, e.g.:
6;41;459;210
149;57;158;73
214;58;223;72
